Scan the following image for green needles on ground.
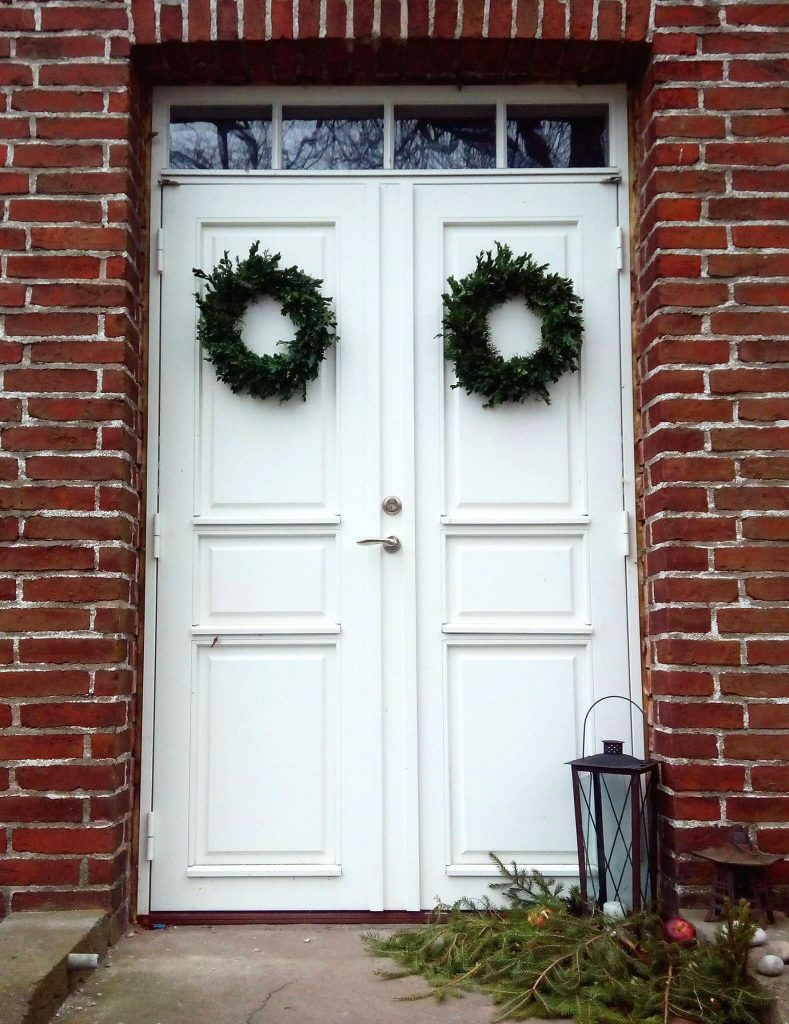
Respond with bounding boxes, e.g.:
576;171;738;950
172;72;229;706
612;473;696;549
365;861;770;1024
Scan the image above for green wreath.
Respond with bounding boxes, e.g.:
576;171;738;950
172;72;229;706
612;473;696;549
193;242;337;402
442;242;584;408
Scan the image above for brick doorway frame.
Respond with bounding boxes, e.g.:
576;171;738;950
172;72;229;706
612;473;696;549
136;81;642;918
3;1;788;925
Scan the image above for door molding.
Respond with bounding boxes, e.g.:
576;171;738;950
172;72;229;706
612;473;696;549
137;84;637;916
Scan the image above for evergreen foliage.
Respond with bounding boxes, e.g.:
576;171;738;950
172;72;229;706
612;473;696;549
366;861;770;1024
193;242;337;402
487;853;585;916
442;242;584;407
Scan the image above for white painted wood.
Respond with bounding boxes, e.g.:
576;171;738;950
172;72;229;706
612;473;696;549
190;642;339;870
194;528;339;632
151;181;382;910
140;84;637;915
378;180;422;911
441;226;584;520
495;102;507;169
137;115;169;912
443;643;590;871
413;179;635;906
197;226;337;521
443;529;589;630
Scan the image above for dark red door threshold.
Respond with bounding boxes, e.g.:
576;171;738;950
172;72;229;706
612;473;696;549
138;910;432;927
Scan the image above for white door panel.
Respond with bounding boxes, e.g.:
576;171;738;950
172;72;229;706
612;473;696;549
439;220;585;519
150;176;632;911
189;641;339;870
197;224;338;520
443;528;590;631
443;642;589;872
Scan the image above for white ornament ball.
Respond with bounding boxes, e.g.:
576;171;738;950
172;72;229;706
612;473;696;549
749;927;768;947
602;901;626;919
757;954;785;977
767;940;789;963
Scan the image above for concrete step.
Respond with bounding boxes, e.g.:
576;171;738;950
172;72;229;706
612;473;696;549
0;910;110;1024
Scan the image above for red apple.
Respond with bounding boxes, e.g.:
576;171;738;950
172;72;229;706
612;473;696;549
663;916;697;943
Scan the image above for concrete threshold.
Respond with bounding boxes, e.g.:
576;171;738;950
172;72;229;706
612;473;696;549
53;923;511;1024
0;910;110;1024
46;914;787;1024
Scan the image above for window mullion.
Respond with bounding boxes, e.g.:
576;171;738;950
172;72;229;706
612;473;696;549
496;102;507;169
384;103;394;170
271;102;283;170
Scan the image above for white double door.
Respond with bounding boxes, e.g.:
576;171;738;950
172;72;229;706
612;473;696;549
149;175;634;911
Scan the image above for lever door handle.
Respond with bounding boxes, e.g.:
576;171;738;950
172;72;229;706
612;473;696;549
356;536;401;553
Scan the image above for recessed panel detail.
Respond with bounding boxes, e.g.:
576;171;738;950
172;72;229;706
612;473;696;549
445;644;587;867
191;642;339;869
444;531;588;630
197;224;338;519
195;530;338;631
442;224;585;518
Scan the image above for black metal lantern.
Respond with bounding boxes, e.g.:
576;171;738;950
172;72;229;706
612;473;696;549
568;698;658;914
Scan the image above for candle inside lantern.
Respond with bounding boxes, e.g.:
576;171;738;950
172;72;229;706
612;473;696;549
603;901;626;919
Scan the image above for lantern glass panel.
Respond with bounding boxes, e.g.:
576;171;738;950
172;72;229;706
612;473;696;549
574;766;656;913
638;771;657;909
577;771;633;910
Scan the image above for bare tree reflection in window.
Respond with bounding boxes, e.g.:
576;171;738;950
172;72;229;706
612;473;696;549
282;110;384;170
394;109;496;170
170;115;273;170
507;114;607;169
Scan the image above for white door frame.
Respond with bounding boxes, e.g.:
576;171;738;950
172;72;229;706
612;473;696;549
137;83;638;916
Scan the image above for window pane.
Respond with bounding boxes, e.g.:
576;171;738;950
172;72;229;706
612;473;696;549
282;107;384;170
507;108;608;168
394;106;496;170
170;107;272;170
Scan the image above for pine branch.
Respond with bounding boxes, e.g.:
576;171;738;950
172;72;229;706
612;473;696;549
365;856;771;1024
662;962;673;1024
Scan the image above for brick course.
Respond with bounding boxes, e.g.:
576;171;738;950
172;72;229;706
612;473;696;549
0;0;786;918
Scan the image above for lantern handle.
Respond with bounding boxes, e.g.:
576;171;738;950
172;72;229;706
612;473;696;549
581;695;646;758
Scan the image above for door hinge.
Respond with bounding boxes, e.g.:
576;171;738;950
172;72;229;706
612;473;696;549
156;227;165;274
145;811;155;861
615;226;624;273
621;509;632;559
152;512;161;559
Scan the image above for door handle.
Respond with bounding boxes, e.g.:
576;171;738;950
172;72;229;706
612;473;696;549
356;536;401;553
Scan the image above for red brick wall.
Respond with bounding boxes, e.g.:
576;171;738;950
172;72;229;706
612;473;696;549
0;2;145;922
634;0;789;905
0;0;786;918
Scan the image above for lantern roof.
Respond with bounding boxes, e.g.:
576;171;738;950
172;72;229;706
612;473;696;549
567;752;658;773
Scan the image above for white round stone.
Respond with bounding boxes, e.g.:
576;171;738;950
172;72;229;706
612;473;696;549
757;954;785;977
767;940;789;963
750;927;768;947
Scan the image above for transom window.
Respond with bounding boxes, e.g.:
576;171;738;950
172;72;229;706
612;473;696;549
169;102;608;172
